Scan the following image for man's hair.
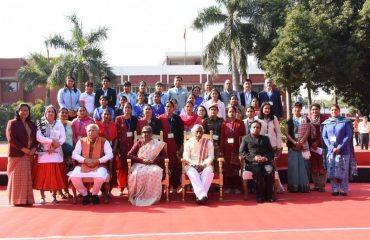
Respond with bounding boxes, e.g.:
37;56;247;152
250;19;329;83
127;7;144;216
85;81;93;87
310;103;321;110
101;76;110;82
123;81;131;87
139;80;147;86
243;78;252;84
191;124;204;135
174;76;182;81
86;123;99;131
251;120;262;128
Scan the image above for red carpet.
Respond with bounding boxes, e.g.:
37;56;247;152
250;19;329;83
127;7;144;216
1;184;370;240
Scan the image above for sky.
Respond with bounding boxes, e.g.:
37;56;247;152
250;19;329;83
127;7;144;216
0;0;331;100
0;0;223;66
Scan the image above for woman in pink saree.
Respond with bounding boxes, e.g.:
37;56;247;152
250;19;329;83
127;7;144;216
127;126;167;206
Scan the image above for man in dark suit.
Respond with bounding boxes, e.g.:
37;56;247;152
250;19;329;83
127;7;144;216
94;76;117;109
258;78;283;119
239;120;275;203
239;79;258;107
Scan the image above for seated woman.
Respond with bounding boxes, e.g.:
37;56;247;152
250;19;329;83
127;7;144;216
127;126;168;206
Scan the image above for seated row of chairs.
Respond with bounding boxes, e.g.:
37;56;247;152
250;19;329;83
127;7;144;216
70;130;277;204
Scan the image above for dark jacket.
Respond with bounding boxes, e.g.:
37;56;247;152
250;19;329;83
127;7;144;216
239;134;274;169
6;119;37;157
258;90;283;118
95;87;117;109
239;91;258;107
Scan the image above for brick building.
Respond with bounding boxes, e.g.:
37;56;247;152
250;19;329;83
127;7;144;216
0;53;282;112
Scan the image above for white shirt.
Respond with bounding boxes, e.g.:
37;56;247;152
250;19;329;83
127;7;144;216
258;116;282;148
183;137;214;168
358;121;370;134
72;138;113;163
79;92;95;115
36;121;66;163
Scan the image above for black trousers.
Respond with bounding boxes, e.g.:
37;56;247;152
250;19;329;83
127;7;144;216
354;132;360;145
360;133;369;150
246;163;274;200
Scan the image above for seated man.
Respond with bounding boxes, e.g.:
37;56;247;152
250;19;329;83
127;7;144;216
183;124;214;204
127;126;167;206
70;123;113;205
239;120;275;203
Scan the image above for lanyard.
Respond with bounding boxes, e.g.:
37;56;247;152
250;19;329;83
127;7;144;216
246;118;254;134
168;116;174;132
228;121;235;136
125;118;131;130
210;118;220;134
78;119;84;137
264;118;270;135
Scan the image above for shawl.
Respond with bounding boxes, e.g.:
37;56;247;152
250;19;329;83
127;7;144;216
321;116;357;178
138;139;166;161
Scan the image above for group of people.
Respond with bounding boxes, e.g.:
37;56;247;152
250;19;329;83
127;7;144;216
5;74;359;206
353;116;370;150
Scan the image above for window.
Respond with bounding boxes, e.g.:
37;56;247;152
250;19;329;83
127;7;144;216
2;81;18;92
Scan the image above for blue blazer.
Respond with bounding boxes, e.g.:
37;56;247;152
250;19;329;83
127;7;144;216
258;90;283;118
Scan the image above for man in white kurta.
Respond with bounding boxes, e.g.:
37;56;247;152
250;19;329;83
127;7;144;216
183;124;214;204
70;124;113;204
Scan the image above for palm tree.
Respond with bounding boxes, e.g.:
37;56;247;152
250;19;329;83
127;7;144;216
192;0;255;91
17;51;55;105
47;13;114;89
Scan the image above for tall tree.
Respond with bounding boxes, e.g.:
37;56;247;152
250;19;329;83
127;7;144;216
48;14;114;89
250;0;293;65
17;52;56;105
264;1;370;113
192;0;255;91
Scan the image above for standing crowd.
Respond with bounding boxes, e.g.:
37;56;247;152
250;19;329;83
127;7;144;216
6;75;360;206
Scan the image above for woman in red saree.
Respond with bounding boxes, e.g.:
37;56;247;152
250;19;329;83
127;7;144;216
115;103;138;195
158;101;184;193
221;106;246;194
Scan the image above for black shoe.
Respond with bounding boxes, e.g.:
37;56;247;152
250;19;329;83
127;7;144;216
201;196;208;204
256;197;265;203
82;194;90;205
339;192;348;196
92;195;100;204
196;197;202;204
267;197;276;203
331;191;339;196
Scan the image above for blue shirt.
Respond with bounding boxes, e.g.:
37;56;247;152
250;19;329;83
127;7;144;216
168;87;188;111
57;87;81;111
148;92;169;105
151;104;165;118
133;103;145;118
117;92;137;107
93;106;115;121
220;90;240;107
